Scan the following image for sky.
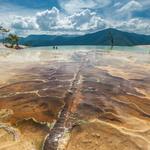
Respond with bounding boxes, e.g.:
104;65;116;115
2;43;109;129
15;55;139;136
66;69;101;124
0;0;150;36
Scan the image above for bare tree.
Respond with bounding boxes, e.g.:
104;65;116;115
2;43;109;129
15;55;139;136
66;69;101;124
0;26;10;45
108;29;114;50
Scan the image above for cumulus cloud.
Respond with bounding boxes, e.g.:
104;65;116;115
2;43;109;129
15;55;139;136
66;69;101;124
36;7;59;31
10;7;150;35
69;9;108;31
35;8;108;32
59;0;95;14
113;2;121;7
11;16;38;30
11;7;108;33
36;7;73;31
116;18;150;34
117;1;142;13
59;0;111;14
138;0;150;7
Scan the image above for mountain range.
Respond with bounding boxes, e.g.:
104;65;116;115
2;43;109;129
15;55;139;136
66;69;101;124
19;28;150;47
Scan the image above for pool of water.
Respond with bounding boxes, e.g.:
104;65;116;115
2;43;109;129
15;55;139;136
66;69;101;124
0;45;149;63
26;45;150;53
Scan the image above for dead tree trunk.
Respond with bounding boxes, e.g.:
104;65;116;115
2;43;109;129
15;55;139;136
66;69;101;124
108;30;114;50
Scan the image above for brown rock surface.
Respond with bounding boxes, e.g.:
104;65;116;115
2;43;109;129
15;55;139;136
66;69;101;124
0;49;150;150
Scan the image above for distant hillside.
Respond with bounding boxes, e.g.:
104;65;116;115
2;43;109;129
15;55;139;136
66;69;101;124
19;28;150;47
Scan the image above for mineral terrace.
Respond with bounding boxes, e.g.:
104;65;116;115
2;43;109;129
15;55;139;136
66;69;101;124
0;49;150;150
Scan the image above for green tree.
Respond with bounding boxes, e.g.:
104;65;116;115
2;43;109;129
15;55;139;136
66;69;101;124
7;34;20;48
